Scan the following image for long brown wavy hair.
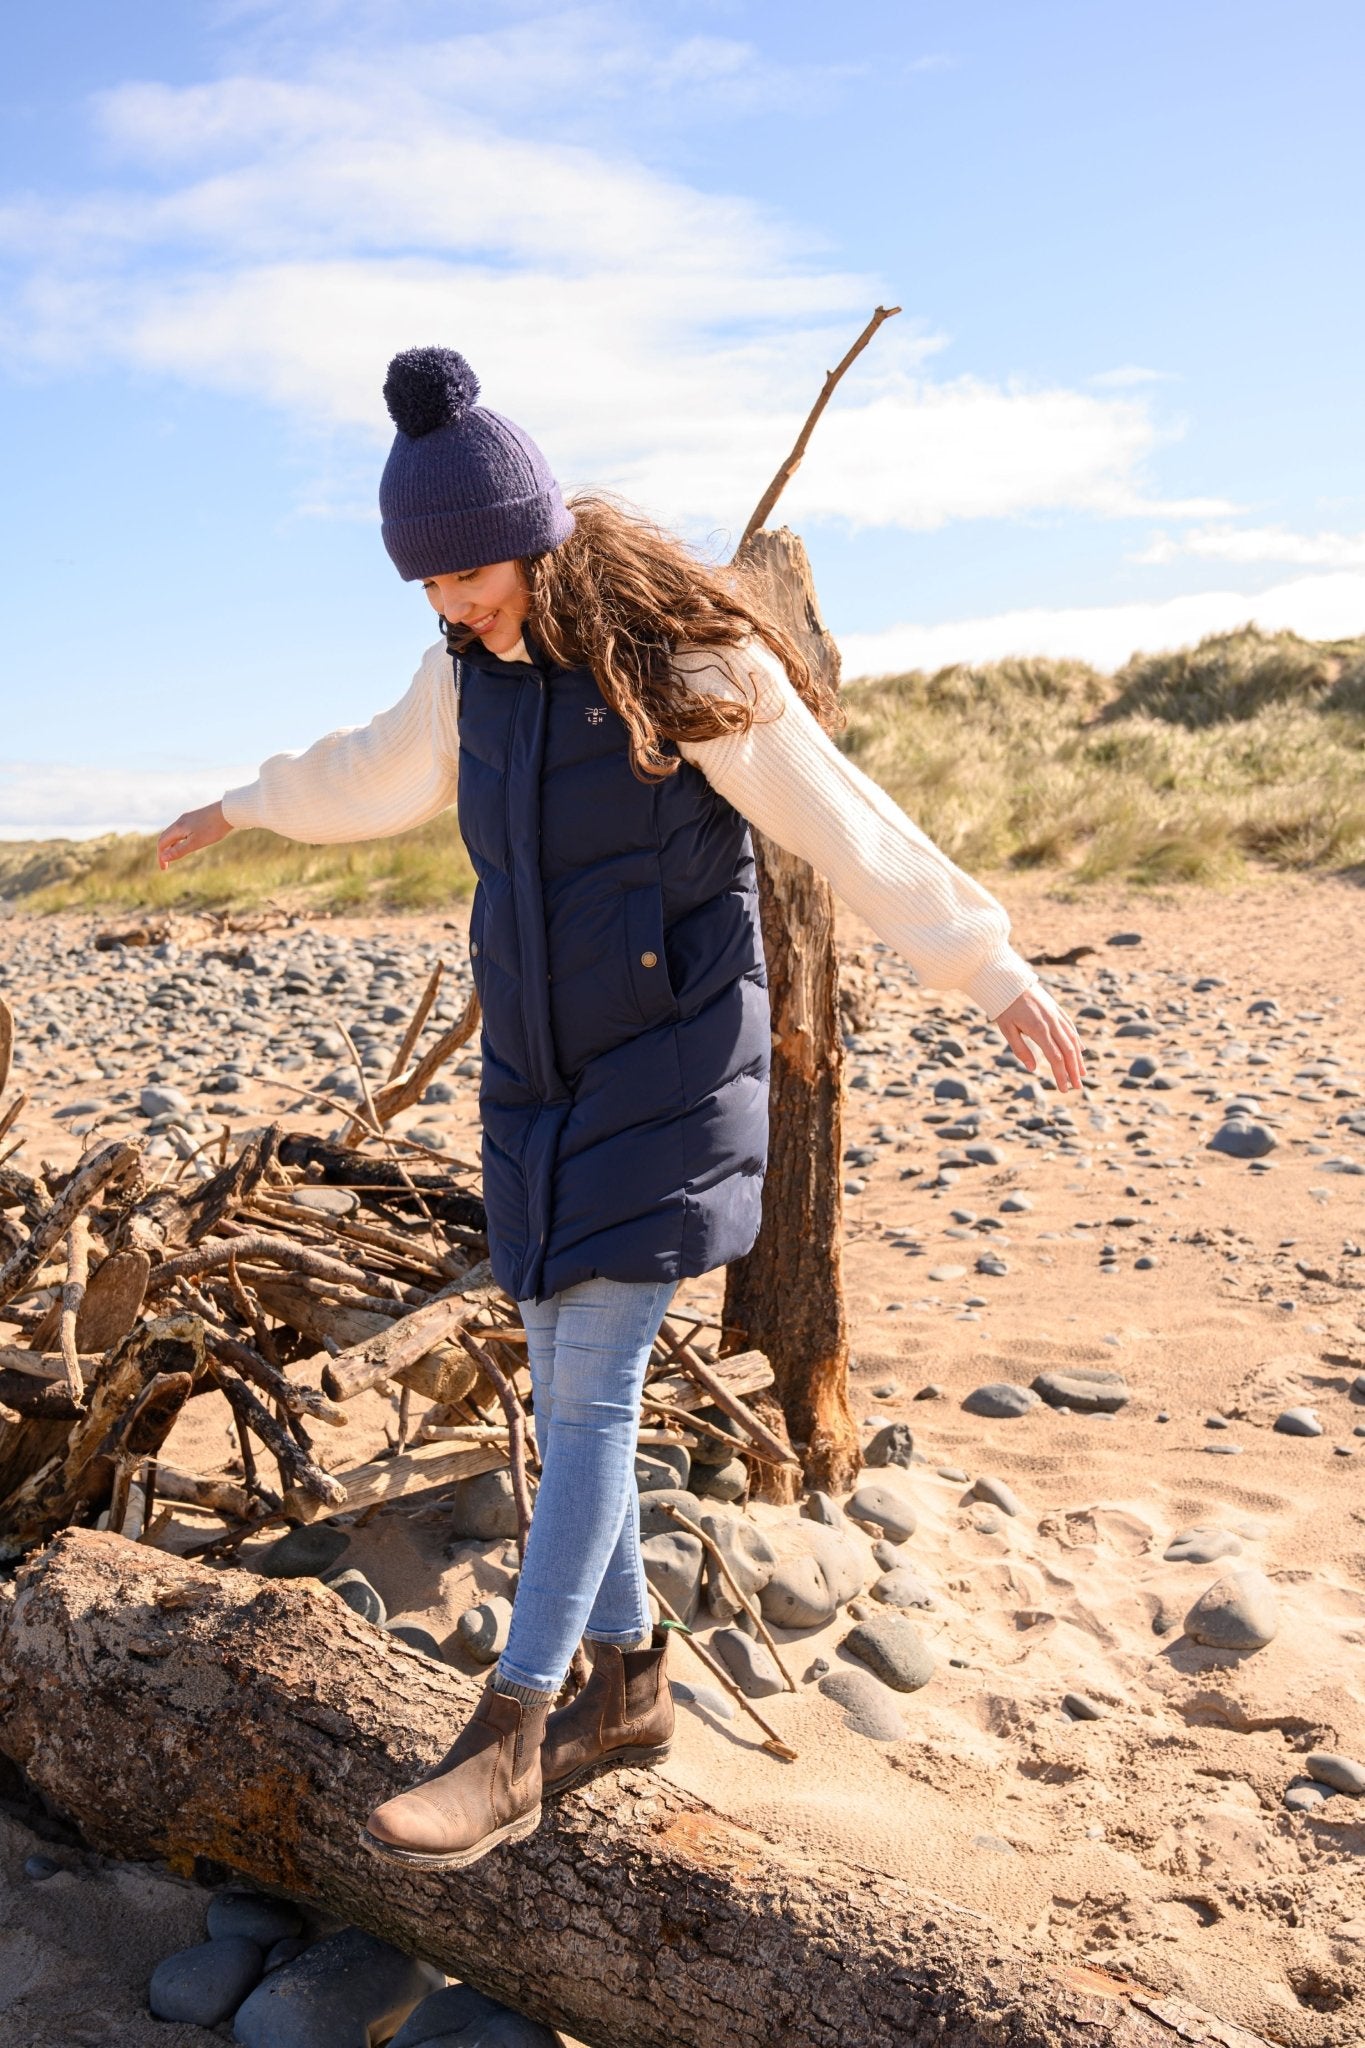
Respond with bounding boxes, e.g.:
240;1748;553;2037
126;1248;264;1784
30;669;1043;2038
449;494;844;783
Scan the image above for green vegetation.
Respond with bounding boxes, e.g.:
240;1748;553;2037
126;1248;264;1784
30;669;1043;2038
4;625;1363;912
0;814;476;916
833;625;1365;888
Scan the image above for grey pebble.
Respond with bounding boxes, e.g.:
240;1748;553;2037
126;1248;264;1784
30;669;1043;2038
759;1551;834;1630
388;1624;446;1662
455;1598;512;1665
871;1567;935;1609
150;1936;264;2027
23;1852;61;1880
207;1892;304;1947
801;1489;845;1527
233;1928;442;2048
711;1628;785;1698
1183;1568;1279;1651
999;1193;1032;1213
842;1614;936;1692
446;1467;519;1540
288;1186;358;1218
1032;1369;1130;1414
818;1666;909;1741
1164;1527;1242;1565
641;1531;704;1626
913;1383;944;1401
846;1484;917;1543
1207;1119;1277;1159
324;1569;387;1627
258;1524;350;1581
969;1475;1025;1518
392;1984;558;2047
1283;1779;1337;1814
863;1421;915;1469
1062;1691;1106;1721
635;1442;692;1494
265;1939;310;1974
962;1382;1039;1419
1273;1407;1323;1437
1306;1751;1365;1797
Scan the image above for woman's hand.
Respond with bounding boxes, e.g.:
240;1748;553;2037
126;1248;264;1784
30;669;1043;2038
993;983;1087;1092
158;801;233;871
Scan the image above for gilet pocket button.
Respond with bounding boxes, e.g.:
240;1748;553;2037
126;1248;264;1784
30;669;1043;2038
640;950;658;968
470;940;479;957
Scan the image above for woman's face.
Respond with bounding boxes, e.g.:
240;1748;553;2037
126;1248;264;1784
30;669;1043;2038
422;560;530;655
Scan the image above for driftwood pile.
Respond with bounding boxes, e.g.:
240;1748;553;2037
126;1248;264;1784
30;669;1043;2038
0;973;793;1580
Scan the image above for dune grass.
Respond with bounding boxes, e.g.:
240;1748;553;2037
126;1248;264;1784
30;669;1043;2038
4;625;1363;913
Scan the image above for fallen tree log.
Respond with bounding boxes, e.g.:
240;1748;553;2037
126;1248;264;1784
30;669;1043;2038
0;1531;1270;2048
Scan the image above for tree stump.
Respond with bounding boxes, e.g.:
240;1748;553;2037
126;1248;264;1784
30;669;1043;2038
0;1531;1270;2048
723;529;859;1495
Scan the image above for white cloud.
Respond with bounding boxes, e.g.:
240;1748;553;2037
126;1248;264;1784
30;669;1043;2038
1135;523;1365;568
838;570;1365;678
0;20;1221;538
1089;365;1178;389
0;762;257;840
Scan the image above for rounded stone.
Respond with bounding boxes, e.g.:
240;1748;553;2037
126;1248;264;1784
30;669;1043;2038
149;1936;264;2026
1164;1527;1242;1565
641;1530;704;1626
693;1456;748;1504
288;1186;359;1218
258;1524;351;1581
1306;1751;1365;1797
962;1382;1039;1420
863;1421;915;1469
635;1442;692;1493
207;1891;304;1947
1283;1779;1336;1814
233;1928;442;2048
846;1484;917;1543
1062;1691;1106;1721
1273;1407;1323;1438
446;1466;519;1540
455;1597;513;1665
1032;1369;1130;1414
969;1475;1025;1518
1207;1120;1277;1160
324;1569;387;1627
699;1509;776;1623
871;1567;934;1609
843;1615;936;1692
711;1627;785;1699
388;1624;445;1662
818;1667;909;1741
759;1552;837;1630
1183;1568;1279;1651
391;1983;559;2047
23;1852;61;1880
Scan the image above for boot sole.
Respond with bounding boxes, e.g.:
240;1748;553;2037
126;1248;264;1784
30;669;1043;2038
357;1803;542;1870
542;1741;673;1800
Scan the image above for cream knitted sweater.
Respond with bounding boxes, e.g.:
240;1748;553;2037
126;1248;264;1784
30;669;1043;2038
221;637;1041;1022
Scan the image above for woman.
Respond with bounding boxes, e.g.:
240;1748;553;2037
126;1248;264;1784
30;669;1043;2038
159;345;1086;1869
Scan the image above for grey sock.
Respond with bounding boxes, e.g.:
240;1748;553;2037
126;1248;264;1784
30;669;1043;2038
492;1670;557;1713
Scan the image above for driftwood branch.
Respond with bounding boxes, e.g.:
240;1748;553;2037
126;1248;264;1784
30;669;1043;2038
0;1531;1277;2048
208;1361;346;1513
459;1331;534;1561
57;1216;92;1400
0;1141;139;1310
736;304;901;552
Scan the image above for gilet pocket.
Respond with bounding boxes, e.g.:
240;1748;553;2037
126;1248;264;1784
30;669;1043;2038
623;883;678;1028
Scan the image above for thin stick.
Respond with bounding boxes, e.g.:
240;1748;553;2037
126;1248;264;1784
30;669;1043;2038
639;1394;777;1465
57;1215;91;1400
657;1500;797;1692
209;1360;346;1510
0;1091;27;1149
0;1139;138;1310
335;1022;438;1230
736;304;902;553
651;1587;797;1761
670;1339;801;1470
459;1330;534;1562
339;962;446;1146
205;1328;349;1430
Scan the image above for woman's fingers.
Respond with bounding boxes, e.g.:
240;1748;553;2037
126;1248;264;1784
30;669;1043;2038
997;992;1088;1092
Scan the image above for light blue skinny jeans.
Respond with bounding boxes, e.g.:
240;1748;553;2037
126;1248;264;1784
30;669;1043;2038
493;1274;678;1698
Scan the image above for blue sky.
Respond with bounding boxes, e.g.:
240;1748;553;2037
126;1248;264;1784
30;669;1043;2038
3;0;1363;834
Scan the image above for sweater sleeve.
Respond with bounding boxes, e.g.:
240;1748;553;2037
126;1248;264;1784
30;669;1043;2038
220;640;461;845
673;642;1042;1022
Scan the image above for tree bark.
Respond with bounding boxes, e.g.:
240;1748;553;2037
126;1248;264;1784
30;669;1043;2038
0;1532;1269;2048
723;528;858;1495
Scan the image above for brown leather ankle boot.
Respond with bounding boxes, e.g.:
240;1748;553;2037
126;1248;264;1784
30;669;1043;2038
541;1628;675;1798
360;1680;549;1869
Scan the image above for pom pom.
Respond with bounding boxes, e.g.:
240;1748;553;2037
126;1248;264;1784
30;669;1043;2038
382;346;481;438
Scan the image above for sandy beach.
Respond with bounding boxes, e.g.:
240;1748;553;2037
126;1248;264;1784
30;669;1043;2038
2;868;1363;2046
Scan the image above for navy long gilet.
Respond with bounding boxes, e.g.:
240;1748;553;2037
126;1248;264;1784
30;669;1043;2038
452;626;772;1305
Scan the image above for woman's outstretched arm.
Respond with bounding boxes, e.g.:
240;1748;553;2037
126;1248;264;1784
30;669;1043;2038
674;641;1085;1088
159;639;460;867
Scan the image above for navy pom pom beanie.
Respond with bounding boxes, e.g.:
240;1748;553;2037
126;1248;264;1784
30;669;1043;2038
378;346;575;580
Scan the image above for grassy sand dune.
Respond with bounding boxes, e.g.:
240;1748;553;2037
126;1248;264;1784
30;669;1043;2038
5;624;1363;914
